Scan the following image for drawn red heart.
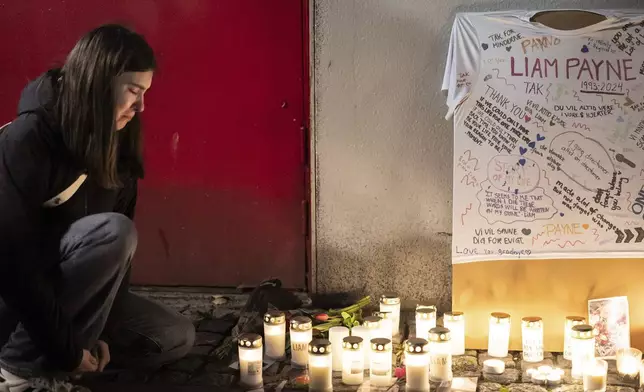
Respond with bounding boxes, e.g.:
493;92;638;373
524;115;531;122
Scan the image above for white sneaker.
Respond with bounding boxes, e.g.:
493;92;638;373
0;369;90;392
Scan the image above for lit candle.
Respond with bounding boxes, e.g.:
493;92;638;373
488;312;511;358
405;338;430;392
370;338;393;387
547;371;562;387
351;325;371;370
564;316;585;360
238;333;263;389
415;307;436;341
583;359;607;392
640;360;644;388
531;371;547;385
329;326;349;371
444;311;465;356
361;316;382;370
263;311;286;360
571;324;595;379
429;327;453;382
380;293;401;338
290;316;313;369
308;339;332;392
521;317;544;363
528;366;563;387
373;311;393;342
342;336;364;385
616;348;642;377
482;359;505;374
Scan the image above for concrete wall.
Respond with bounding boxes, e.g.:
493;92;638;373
311;0;643;312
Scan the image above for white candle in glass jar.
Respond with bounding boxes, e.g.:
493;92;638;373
444;311;465;356
342;336;364;385
616;348;642;377
329;326;349;371
429;327;453;383
483;359;505;374
361;316;382;370
370;338;393;387
571;324;595;379
521;317;544;363
373;311;393;342
290;316;313;369
380;293;401;338
351;324;372;370
405;338;430;392
488;312;511;358
308;339;332;392
415;306;436;341
564;316;585;360
238;333;263;389
263;311;286;359
583;359;607;392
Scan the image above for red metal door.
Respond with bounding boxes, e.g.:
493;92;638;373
0;1;309;289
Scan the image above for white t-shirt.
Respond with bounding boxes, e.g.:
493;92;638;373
443;10;644;263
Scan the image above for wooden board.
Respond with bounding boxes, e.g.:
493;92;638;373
454;258;644;351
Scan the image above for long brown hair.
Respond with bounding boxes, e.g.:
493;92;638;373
56;24;156;188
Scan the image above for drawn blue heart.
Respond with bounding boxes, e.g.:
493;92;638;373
482;43;489;50
519;158;526;166
536;134;546;141
617;116;624;123
560;212;565;217
519;147;528;155
528;141;536;149
581;45;589;53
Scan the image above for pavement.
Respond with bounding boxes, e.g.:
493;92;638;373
75;296;642;392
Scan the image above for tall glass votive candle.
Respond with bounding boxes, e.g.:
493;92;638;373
571;324;595;379
263;311;286;360
361;316;382;369
329;326;349;371
373;311;393;342
522;317;544;363
351;325;371;370
444;311;465;356
290;316;313;368
370;338;393;387
488;312;511;358
405;338;430;392
342;336;364;385
308;339;332;392
583;359;608;392
429;327;453;383
564;316;586;360
238;333;263;390
380;293;401;338
616;348;642;378
415;307;437;341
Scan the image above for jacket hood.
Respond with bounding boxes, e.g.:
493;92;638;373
17;69;60;117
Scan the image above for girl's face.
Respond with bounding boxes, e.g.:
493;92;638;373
114;71;153;131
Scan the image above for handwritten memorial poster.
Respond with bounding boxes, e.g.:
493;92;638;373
443;11;644;263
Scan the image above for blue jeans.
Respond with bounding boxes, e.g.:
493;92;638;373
0;213;195;378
